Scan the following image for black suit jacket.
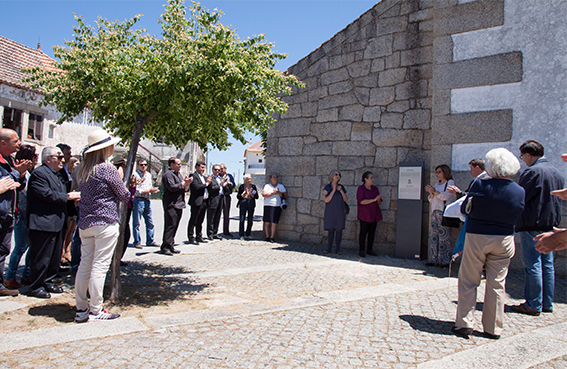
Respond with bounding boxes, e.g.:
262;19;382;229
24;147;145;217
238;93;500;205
189;172;207;207
162;169;186;210
27;164;68;232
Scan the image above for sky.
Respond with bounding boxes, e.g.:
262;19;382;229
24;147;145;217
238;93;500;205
0;0;379;177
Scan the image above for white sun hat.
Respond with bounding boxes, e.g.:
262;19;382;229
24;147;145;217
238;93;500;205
83;129;121;155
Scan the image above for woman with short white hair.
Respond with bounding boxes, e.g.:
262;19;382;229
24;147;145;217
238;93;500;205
453;148;525;339
237;174;259;240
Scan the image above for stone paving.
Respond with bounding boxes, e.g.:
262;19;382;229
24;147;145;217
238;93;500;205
0;199;566;368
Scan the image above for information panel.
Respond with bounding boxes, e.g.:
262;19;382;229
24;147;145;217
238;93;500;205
398;166;422;200
395;162;424;259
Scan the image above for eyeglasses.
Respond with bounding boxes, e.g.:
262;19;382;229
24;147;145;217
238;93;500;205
139;163;148;167
519;154;524;159
436;170;443;174
52;155;64;160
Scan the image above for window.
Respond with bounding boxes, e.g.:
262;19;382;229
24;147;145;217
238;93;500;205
48;125;55;139
28;113;43;140
258;159;263;163
2;106;23;138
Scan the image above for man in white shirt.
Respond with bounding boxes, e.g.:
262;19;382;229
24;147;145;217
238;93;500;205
132;159;159;248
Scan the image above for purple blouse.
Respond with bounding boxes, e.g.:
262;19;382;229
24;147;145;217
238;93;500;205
78;163;131;230
357;185;383;223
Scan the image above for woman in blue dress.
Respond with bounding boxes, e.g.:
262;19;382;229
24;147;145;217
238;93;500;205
323;170;347;254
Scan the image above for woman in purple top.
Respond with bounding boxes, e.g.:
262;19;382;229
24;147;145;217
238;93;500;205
74;130;129;323
357;171;383;258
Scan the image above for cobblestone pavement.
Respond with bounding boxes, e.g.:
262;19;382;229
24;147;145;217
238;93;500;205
0;199;566;368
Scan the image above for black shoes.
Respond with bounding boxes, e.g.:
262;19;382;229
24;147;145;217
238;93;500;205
366;251;377;256
160;248;173;256
196;237;207;243
27;289;51;299
359;252;366;257
45;285;64;294
213;235;221;240
223;233;233;238
451;326;473;338
483;331;500;340
170;247;181;254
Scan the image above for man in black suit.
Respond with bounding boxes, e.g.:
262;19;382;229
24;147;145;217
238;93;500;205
187;161;211;245
207;164;223;240
220;163;236;237
0;128;31;297
26;147;80;299
161;157;192;255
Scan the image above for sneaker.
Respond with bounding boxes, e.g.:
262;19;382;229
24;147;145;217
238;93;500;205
88;308;120;321
75;308;89;323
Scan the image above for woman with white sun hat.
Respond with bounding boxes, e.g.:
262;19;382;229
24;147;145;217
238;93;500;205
74;129;130;323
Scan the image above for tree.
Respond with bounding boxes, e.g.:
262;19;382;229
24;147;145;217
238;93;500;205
24;0;302;302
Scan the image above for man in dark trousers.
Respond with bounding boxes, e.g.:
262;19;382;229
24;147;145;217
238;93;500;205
0;128;31;297
161;157;192;255
187;161;211;245
26;147;80;299
220;163;236;237
511;140;564;316
207;164;223;240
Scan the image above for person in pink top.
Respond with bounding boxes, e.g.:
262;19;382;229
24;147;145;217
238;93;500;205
357;171;383;258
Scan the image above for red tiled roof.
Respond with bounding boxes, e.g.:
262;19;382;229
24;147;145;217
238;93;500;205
0;35;58;90
244;140;264;156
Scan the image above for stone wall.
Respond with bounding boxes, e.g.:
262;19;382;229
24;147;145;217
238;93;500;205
268;0;566;273
268;0;435;253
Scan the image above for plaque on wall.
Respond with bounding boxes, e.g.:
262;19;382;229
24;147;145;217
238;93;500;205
398;166;422;200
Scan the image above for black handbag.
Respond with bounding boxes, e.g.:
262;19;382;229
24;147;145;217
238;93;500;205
343;201;349;214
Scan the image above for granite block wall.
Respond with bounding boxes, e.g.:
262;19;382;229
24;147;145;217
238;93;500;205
267;0;566;273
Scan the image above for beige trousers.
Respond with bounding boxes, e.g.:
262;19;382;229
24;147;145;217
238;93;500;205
455;232;515;336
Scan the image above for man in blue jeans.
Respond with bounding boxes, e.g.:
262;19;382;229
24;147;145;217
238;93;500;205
132;159;159;248
512;140;564;316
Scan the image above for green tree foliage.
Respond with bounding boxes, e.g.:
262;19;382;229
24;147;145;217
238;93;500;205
24;0;302;301
24;0;302;150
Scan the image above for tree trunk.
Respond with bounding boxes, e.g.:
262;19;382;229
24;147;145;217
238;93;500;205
109;117;147;303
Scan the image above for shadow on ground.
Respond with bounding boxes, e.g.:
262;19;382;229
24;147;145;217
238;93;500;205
272;242;460;277
399;314;455;337
56;260;209;309
28;302;76;323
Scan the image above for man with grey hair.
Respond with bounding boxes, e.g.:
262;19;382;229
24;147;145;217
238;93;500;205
0;128;31;296
25;147;80;299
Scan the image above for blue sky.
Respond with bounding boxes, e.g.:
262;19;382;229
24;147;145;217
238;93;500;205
1;0;378;177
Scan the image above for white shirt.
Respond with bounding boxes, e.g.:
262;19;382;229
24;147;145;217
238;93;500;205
428;179;456;212
134;170;153;199
263;183;286;207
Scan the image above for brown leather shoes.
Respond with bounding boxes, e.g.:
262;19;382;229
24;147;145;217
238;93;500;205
0;287;19;296
510;303;540;316
4;279;22;289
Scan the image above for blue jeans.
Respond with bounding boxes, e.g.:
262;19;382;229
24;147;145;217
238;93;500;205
5;211;30;281
132;197;154;245
519;231;554;312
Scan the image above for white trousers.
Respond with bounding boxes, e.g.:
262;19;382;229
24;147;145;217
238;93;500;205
455;232;515;336
75;223;119;314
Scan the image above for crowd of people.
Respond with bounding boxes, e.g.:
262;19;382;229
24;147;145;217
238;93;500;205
0;128;564;333
428;141;565;340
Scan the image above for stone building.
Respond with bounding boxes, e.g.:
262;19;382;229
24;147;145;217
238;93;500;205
267;0;567;269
